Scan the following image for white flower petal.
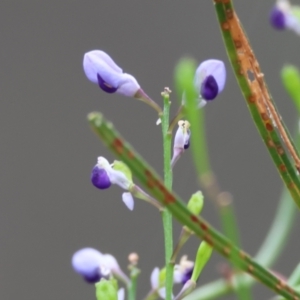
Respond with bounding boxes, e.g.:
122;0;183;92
122;192;134;210
173;266;183;284
150;267;160;289
118;288;125;300
109;169;131;190
97;157;111;168
174;126;185;149
158;287;166;299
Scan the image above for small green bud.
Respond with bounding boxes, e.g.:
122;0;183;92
187;191;204;215
95;279;118;300
112;161;133;184
281;65;300;114
191;241;213;282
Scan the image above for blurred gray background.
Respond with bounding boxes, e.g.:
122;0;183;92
1;1;300;299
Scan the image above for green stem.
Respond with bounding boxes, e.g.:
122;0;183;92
161;89;174;300
127;266;140;300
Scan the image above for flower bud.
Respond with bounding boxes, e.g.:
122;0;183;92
72;248;105;283
95;279;118;300
187;191;204;215
171;120;191;167
195;59;226;101
83;50;140;97
191;241;213;282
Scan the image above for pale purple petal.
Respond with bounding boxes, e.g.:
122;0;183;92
118;288;125;300
150;267;160;289
122;192;134;210
72;248;104;283
158;287;167;299
116;73;140;97
102;254;120;271
94;50;123;73
109;169;131;190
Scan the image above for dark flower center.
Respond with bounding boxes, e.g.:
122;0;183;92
97;73;118;93
200;75;218;101
84;271;102;284
91;167;111;189
270;6;286;30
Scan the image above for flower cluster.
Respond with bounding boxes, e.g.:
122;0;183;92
72;49;226;299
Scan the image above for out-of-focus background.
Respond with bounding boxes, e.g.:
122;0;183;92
1;1;299;299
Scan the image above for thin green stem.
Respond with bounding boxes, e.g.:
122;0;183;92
161;89;174;300
88;112;300;299
127;266;140;300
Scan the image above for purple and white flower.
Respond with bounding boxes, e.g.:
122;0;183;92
72;247;129;284
171;120;191;168
91;157;135;210
194;59;226;102
83;50;140;97
91;157;132;191
270;0;300;34
173;255;194;285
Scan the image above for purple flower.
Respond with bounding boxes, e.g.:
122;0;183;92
270;5;286;29
174;255;194;285
171;121;191;168
83;50;140;97
91;166;111;189
72;248;105;283
72;248;129;284
195;59;226;101
269;1;300;34
91;157;132;191
91;157;135;210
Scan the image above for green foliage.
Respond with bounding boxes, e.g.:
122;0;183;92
95;279;118;300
